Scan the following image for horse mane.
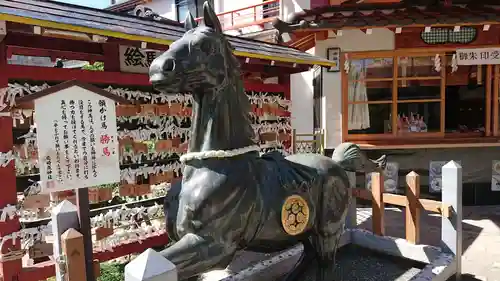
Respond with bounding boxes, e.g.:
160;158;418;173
332;143;387;172
331;143;362;165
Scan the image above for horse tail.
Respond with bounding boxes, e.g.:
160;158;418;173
331;142;387;173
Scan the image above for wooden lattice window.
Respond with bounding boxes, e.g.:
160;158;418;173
421;27;477;45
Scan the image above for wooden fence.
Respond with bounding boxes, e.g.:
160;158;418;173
348;170;452;244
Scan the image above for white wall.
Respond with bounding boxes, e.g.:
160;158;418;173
291;68;314;139
315;28;395;149
281;0;310;20
143;0;177;20
284;0;313;137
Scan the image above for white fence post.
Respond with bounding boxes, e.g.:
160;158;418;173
125;249;177;281
441;161;463;279
51;200;80;281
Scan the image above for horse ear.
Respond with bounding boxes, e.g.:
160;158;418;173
203;1;222;33
184;12;197;31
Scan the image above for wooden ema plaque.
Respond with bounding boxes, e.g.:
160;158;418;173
28;242;53;259
180;107;192;117
177;142;189;153
278;132;291;142
133;142;148;154
134;184;150;196
169;102;183;115
260;132;278;142
22;194;50;210
150;171;174;185
155;138;181;152
116;105;139;117
157;104;170;115
119;184;135;197
95;226;113;241
140;104;157;116
88;188;113;203
88;188;100;203
119;184;150;196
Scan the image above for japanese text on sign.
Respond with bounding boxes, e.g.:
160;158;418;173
119;45;163;74
456;48;500;65
35;85;120;192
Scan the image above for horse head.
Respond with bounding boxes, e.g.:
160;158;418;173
149;1;239;95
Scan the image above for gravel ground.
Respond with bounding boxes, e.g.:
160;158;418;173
203;206;500;281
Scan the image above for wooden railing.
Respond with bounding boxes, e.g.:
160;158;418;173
196;0;280;31
291;129;325;154
349;171;452;244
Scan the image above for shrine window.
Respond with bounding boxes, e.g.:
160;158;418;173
343;50;500;143
395;55;443;135
346;58;393;135
420;27;477;45
343;52;448;141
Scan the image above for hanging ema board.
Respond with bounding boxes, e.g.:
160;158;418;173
25;81;130;193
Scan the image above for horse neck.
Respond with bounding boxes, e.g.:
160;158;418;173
189;77;256;152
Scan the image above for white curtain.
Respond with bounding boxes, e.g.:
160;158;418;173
348;64;370;130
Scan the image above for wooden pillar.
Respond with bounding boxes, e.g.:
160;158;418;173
62;229;87;281
486;65;492;136
0;41;22;281
405;172;421;244
371;172;385;236
102;43;121;72
494;65;499;136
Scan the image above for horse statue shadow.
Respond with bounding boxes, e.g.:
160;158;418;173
150;2;386;280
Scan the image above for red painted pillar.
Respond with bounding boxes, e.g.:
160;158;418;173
279;75;292;151
0;41;22;281
102;43;121;72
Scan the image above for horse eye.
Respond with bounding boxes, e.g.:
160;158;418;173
199;41;213;54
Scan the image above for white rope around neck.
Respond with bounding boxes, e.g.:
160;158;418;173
179;145;261;163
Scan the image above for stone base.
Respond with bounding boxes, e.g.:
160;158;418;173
198;229;457;281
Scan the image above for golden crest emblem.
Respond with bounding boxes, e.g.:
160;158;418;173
281;195;310;235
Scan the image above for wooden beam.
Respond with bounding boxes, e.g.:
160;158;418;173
6;46;105;63
5;31;103;54
494;65;499;136
352;188;451;218
486;65;493;136
6;65;151;86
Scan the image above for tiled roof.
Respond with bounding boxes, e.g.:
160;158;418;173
274;1;500;33
0;0;335;67
105;0;146;12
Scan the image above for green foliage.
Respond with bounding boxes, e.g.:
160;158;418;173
83;62;104;71
99;262;126;281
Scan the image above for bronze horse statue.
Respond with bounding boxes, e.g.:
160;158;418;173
149;2;386;280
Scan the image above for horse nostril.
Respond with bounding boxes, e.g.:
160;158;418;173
163;59;175;72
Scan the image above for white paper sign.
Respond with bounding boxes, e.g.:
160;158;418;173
429;160;461;193
366;162;399;193
119;45;163;74
35;85;120;192
456;48;500;65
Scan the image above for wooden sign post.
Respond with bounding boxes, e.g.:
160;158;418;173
62;228;86;281
18;80;131;281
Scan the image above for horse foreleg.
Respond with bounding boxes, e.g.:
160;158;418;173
160;233;237;280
